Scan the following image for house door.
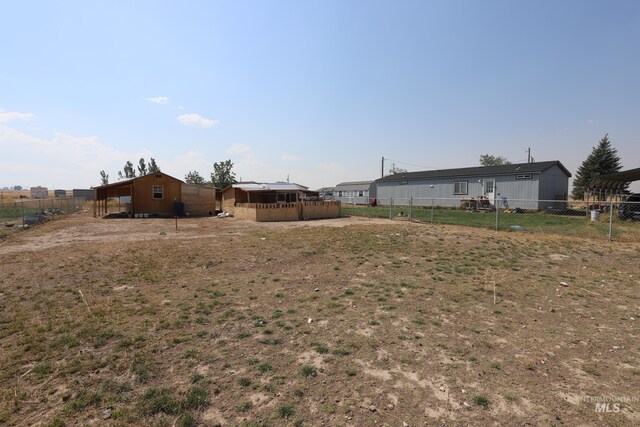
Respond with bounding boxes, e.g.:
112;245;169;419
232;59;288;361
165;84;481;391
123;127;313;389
483;179;495;203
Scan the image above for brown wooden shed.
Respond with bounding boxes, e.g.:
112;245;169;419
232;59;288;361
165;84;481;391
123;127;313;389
93;172;216;217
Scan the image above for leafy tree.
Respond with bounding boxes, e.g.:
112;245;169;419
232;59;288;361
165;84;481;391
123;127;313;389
572;134;625;199
185;170;206;185
13;185;23;190
388;164;408;175
148;158;160;173
137;158;148;176
118;161;136;180
99;170;109;185
480;154;511;166
211;160;237;189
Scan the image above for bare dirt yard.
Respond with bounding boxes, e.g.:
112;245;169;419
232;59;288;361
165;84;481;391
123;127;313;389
1;212;639;426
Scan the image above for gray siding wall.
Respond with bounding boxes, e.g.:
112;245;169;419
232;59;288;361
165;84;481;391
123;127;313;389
373;174;543;209
538;165;570;201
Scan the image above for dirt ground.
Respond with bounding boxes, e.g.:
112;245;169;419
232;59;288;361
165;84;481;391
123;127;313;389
0;212;639;426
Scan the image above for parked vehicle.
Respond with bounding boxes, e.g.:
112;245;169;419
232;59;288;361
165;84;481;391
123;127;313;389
618;193;640;220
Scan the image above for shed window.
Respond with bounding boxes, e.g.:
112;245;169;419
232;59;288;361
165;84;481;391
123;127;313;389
453;181;468;195
516;174;532;179
152;185;163;199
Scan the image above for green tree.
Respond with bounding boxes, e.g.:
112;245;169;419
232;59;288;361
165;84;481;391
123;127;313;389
211;160;236;189
388;164;408;175
99;170;109;185
148;158;160;173
118;161;136;180
185;170;206;185
572;134;625;199
137;158;148;176
480;154;511;166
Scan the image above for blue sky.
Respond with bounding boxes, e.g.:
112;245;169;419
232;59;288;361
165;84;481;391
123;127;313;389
1;0;639;192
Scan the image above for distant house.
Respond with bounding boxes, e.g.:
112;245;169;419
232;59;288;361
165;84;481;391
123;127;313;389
30;186;48;199
72;189;95;201
334;181;373;205
221;182;341;222
371;161;571;209
93;172;216;217
54;189;67;197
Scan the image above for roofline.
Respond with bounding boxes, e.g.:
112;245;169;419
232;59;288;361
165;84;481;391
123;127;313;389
94;172;185;189
375;161;571;183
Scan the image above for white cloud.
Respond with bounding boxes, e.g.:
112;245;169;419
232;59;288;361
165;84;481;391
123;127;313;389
144;96;169;104
177;105;184;110
281;153;300;161
177;113;218;128
0;108;35;123
587;119;594;125
163;150;212;179
0;121;133;188
226;144;251;155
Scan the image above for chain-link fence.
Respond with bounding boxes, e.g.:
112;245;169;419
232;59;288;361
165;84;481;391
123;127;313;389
340;197;640;241
0;197;87;228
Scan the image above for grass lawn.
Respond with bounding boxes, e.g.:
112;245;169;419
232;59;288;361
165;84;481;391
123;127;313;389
342;205;640;241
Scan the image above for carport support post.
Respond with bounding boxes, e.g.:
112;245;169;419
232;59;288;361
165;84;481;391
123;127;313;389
608;200;613;241
389;198;393;220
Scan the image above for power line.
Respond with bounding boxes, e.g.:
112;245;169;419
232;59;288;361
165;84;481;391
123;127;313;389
383;158;439;170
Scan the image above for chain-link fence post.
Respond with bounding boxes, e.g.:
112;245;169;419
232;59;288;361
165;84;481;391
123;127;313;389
431;198;434;223
409;197;413;222
608;200;613;241
21;200;25;228
495;202;499;231
389;198;393;220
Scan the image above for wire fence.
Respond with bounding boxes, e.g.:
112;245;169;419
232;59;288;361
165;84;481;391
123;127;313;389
340;197;640;241
0;197;87;228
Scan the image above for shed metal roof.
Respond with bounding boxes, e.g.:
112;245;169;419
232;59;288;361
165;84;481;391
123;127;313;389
375;161;571;183
232;182;310;192
335;181;373;190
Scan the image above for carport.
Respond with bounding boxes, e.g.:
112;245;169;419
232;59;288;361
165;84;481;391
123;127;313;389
589;167;640;200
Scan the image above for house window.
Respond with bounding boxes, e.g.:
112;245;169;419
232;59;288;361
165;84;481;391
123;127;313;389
358;190;364;197
152;185;163;199
516;174;532;179
453;181;468;195
337;191;343;197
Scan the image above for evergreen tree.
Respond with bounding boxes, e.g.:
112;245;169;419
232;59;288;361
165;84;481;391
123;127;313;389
572;134;625;199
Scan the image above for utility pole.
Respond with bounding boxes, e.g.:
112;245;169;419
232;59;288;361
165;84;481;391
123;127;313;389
527;148;531;163
381;156;384;178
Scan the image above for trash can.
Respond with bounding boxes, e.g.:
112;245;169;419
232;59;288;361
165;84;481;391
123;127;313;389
590;210;600;222
173;202;185;217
